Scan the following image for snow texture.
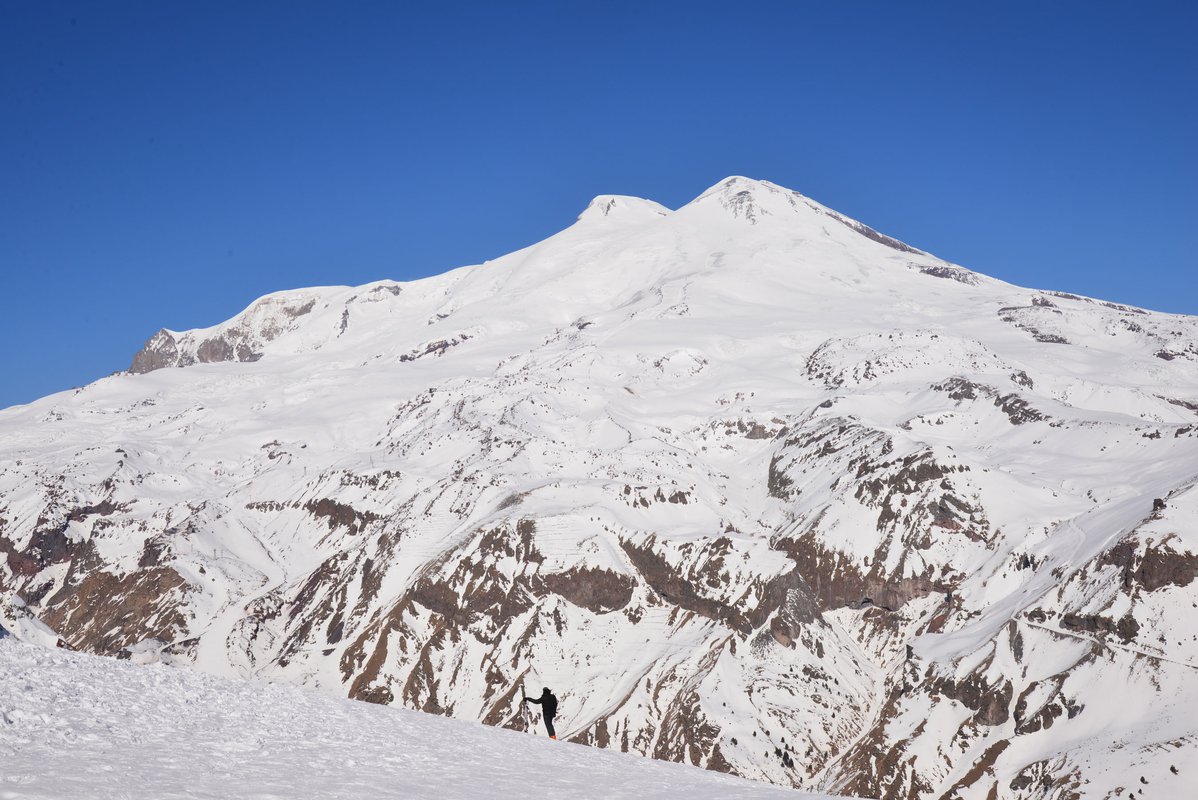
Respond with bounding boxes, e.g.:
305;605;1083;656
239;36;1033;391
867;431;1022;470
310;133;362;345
0;638;828;799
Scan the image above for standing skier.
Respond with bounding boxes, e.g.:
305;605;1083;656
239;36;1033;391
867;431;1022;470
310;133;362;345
524;687;558;740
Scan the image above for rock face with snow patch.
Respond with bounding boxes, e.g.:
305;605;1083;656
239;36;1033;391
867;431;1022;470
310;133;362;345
2;177;1198;798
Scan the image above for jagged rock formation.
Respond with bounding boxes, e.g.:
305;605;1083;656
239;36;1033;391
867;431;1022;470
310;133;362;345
2;177;1197;798
129;291;325;372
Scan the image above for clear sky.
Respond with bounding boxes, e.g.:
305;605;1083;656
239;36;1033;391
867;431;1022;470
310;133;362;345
2;1;1195;409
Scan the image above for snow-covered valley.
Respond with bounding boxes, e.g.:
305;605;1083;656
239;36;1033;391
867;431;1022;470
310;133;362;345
2;176;1197;798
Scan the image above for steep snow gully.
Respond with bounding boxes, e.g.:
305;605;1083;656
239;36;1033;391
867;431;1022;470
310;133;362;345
2;177;1198;798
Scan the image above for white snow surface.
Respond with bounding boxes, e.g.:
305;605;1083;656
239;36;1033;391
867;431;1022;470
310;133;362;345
0;638;825;800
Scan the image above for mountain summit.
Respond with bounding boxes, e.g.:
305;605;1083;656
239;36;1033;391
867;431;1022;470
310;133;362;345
577;194;671;224
2;178;1197;798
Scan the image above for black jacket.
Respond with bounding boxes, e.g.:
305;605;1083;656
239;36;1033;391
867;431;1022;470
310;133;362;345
526;689;557;719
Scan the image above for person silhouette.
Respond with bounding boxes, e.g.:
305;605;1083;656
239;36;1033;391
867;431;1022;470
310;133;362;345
523;687;558;739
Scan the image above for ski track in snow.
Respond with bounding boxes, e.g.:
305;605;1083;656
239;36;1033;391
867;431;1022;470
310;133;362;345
0;639;829;800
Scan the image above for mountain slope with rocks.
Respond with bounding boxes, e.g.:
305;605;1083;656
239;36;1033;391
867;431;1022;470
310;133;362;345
2;177;1197;798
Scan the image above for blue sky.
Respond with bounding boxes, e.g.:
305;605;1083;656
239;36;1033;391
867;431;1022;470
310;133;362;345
2;1;1195;409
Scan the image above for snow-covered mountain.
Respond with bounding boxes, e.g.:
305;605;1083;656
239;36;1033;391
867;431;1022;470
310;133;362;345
2;176;1197;798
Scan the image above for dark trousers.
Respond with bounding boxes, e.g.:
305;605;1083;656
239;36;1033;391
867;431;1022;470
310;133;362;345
544;716;556;738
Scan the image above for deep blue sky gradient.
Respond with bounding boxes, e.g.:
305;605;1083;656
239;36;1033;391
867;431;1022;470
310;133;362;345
2;1;1195;408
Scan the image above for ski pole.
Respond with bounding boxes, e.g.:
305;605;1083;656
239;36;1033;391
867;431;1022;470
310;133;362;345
521;679;532;732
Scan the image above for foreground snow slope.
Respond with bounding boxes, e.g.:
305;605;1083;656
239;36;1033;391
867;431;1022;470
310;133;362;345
0;639;825;800
2;176;1198;797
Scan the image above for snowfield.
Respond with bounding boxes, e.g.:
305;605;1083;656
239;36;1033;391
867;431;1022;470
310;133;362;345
0;638;826;799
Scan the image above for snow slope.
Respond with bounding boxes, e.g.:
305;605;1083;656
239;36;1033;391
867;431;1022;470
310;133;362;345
2;176;1198;797
0;638;826;800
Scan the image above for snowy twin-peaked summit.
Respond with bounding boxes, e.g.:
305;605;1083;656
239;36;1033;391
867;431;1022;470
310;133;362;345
2;177;1198;799
126;176;942;373
577;176;896;236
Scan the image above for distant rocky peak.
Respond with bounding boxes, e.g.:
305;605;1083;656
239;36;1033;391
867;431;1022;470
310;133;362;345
684;175;924;254
685;175;788;224
576;194;671;224
683;175;842;229
128;290;325;373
